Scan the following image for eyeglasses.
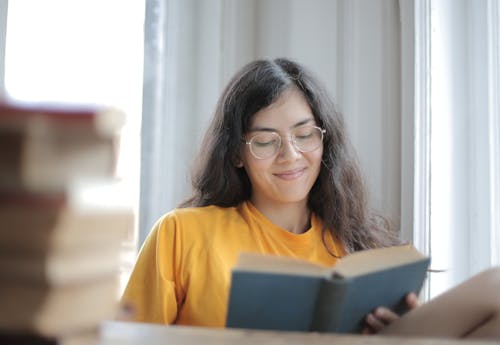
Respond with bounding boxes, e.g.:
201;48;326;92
244;125;326;159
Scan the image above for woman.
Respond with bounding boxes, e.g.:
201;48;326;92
122;58;402;328
123;58;500;340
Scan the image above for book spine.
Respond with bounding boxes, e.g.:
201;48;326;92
0;102;125;137
310;277;351;332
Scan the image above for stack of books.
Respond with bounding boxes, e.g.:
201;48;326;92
0;100;135;344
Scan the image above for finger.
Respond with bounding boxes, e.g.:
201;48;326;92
406;292;420;309
365;312;386;332
373;307;399;324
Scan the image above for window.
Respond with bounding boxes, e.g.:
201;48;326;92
413;0;500;298
4;0;145;291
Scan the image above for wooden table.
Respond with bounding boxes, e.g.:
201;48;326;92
99;321;494;345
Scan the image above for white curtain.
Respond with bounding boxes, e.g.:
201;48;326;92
139;0;228;245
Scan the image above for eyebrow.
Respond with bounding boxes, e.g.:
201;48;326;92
248;118;315;132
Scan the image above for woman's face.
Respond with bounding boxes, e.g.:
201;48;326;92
240;88;323;210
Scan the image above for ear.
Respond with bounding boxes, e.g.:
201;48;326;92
233;147;246;168
234;159;244;168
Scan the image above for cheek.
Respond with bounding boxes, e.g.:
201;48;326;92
241;151;267;179
244;160;269;179
309;148;324;168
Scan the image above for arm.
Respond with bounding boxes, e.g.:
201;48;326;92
380;266;500;341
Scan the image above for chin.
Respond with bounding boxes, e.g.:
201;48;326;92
273;192;310;205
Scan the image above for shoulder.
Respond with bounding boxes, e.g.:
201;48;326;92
161;204;241;224
152;204;244;239
143;204;248;264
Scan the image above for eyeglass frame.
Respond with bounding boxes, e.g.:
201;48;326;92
242;125;326;160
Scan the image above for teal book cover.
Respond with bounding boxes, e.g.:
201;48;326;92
226;245;430;334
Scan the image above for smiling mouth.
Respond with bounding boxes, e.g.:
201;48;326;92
274;168;306;180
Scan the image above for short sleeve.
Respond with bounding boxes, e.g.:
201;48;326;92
120;214;182;324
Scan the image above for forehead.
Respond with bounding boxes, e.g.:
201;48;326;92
249;88;315;130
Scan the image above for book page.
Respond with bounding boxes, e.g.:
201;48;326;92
332;245;427;278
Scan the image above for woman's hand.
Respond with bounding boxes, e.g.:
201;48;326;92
361;292;420;335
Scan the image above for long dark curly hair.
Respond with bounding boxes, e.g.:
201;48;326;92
180;58;400;253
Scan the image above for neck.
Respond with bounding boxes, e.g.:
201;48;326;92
250;198;311;234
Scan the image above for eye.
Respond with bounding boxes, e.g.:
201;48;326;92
251;132;279;146
253;137;279;147
294;127;315;140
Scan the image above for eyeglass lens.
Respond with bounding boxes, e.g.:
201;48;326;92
248;126;324;159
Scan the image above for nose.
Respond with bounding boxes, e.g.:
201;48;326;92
276;136;300;161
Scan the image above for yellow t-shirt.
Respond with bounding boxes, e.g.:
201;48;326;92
121;201;346;327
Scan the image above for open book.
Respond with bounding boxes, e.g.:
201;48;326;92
226;245;430;334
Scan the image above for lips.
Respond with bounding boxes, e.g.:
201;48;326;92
273;167;306;180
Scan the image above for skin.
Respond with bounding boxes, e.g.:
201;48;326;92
239;88;323;234
380;267;500;340
363;292;420;334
